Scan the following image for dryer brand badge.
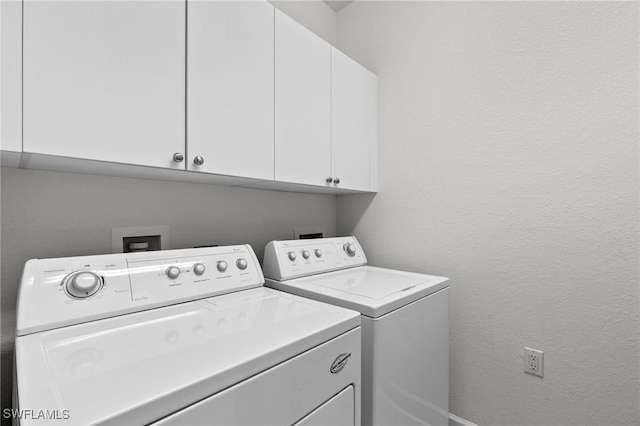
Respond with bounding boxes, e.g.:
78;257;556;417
330;353;351;374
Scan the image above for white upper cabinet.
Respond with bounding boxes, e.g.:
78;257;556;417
1;0;22;156
23;0;186;170
274;10;377;192
274;10;332;187
15;2;376;193
188;1;274;180
331;48;377;192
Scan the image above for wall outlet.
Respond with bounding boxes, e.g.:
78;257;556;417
524;347;544;377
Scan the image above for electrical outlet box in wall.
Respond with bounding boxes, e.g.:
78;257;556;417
112;226;169;253
524;347;544;378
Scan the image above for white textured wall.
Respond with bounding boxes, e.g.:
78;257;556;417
336;2;639;425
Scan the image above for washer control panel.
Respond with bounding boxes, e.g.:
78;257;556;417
262;236;367;281
17;245;263;336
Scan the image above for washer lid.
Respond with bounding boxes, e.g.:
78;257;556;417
266;266;449;318
14;287;360;426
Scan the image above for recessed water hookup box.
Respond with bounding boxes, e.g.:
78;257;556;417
294;226;326;240
112;226;169;253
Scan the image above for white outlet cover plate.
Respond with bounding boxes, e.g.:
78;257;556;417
524;347;544;377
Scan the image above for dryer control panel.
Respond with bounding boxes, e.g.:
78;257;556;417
16;245;263;336
262;236;367;281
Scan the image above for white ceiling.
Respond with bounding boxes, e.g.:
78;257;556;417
323;1;354;12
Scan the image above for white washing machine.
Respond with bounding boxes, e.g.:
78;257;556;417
263;236;449;426
13;244;361;425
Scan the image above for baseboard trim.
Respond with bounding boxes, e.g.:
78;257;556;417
449;413;478;426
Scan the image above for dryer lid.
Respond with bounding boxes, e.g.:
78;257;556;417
14;287;360;426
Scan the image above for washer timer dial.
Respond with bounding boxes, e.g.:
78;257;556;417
64;271;103;299
236;258;248;270
343;243;357;257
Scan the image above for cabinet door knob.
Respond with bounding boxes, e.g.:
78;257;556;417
193;156;205;166
172;153;184;163
326;177;333;183
333;178;340;184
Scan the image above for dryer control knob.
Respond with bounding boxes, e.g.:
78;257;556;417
193;263;206;275
65;271;102;298
314;249;323;258
236;258;248;270
166;266;181;279
343;243;357;257
302;250;310;260
288;251;297;261
217;261;228;272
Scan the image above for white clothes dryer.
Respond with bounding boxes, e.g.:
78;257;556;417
263;236;449;426
14;245;361;426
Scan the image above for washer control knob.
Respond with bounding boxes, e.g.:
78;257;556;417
166;266;181;279
236;258;248;270
343;243;357;257
302;250;310;260
314;249;323;258
193;263;206;275
65;271;102;298
217;261;228;272
288;251;297;261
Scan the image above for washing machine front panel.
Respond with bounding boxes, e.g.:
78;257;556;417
295;386;354;426
15;287;360;426
361;288;449;426
155;328;360;426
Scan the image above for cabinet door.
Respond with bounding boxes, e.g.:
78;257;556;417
188;1;274;179
23;0;185;170
1;0;22;156
331;48;377;192
275;10;331;187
